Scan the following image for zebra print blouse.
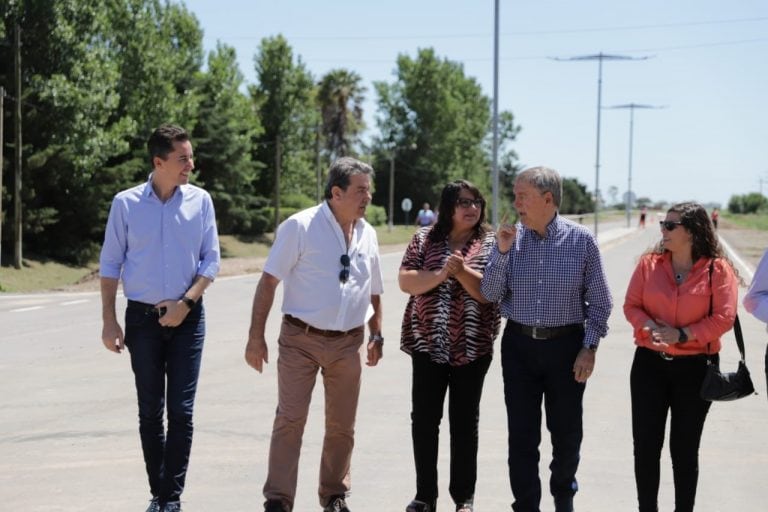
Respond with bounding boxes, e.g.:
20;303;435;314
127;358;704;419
400;227;501;366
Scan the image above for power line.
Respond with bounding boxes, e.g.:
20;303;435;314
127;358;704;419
218;16;768;41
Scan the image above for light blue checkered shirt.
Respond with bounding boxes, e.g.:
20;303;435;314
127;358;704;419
480;214;612;348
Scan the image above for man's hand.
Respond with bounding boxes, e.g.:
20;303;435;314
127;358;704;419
245;335;269;373
366;339;383;367
497;213;517;254
157;300;189;327
573;347;596;383
101;318;125;353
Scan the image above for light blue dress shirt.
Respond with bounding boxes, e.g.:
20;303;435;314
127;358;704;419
744;248;768;323
99;177;220;304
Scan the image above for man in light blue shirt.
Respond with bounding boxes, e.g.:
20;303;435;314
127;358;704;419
100;124;220;512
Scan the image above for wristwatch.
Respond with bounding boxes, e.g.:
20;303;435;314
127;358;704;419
181;295;197;310
369;334;384;345
677;328;688;343
586;343;598;353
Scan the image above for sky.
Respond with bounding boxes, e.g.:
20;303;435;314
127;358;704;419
183;0;767;208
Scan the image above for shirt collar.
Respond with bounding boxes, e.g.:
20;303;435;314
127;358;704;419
143;173;185;201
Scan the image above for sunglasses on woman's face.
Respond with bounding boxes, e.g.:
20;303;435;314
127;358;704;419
660;220;683;231
456;198;484;209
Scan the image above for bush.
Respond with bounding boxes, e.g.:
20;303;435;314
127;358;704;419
365;205;387;226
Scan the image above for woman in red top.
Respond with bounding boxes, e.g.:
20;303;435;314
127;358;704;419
623;202;739;512
399;180;500;512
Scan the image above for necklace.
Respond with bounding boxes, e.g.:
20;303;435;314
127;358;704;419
675;273;684;283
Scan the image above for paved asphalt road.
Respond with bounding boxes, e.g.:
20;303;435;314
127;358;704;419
1;224;766;511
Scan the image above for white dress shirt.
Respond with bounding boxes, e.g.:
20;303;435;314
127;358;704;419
264;201;383;331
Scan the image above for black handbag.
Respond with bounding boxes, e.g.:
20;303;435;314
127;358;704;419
699;260;756;401
700;315;756;401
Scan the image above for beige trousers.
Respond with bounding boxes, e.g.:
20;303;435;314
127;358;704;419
263;317;364;510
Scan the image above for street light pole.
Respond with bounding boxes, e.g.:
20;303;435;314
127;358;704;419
606;103;665;227
553;53;650;237
491;0;500;227
388;152;395;232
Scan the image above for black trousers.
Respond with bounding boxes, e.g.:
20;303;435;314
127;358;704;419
501;326;585;512
630;347;712;512
410;351;492;506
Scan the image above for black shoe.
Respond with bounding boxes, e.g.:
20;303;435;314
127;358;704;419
406;499;435;512
145;498;162;512
265;499;287;512
323;494;350;512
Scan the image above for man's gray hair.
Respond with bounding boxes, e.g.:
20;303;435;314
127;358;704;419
324;157;375;199
516;166;562;207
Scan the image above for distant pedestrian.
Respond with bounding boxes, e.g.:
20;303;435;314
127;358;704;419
100;124;221;512
481;166;613;512
711;207;719;230
416;202;437;227
624;202;739;512
244;157;384;512
399;180;501;512
639;205;648;228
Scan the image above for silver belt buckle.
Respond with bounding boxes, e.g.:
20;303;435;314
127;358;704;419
531;326;544;340
660;351;674;361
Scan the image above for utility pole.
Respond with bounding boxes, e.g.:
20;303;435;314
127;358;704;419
315;121;322;204
606;103;665;227
491;0;500;227
553;52;650;237
13;21;22;269
388;152;395;232
0;86;4;267
274;135;281;234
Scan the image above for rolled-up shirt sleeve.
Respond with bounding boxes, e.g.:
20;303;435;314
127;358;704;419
480;245;510;303
197;193;221;280
99;198;127;279
582;236;613;348
744;249;768;323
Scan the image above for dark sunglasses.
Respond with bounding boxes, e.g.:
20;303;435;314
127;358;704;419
456;198;484;209
659;220;684;231
339;254;351;283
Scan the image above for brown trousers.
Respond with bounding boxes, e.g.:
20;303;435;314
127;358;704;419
263;317;364;510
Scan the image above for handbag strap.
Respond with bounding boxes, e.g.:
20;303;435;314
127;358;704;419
707;259;746;362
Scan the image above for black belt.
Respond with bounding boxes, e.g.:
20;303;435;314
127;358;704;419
507;321;583;340
640;346;708;361
283;315;363;338
127;299;166;316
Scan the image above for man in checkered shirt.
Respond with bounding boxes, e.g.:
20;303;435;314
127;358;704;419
481;166;613;512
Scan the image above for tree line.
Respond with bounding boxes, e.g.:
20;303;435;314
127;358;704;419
0;0;594;266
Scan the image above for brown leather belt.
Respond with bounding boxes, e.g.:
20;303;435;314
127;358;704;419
283;314;363;338
507;321;583;340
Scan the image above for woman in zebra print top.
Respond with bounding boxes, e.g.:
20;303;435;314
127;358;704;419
399;180;501;512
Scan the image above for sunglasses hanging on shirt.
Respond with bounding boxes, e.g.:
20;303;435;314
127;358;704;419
339;254;351;283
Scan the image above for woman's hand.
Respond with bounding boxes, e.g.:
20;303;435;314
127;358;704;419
648;320;681;348
445;250;465;276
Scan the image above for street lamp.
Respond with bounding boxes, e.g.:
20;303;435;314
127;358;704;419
388;143;416;231
553;52;651;236
606;103;666;227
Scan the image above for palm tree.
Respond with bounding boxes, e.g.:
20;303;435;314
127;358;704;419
317;69;366;160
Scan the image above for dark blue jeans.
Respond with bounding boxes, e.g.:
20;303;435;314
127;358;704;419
124;300;205;505
410;352;492;506
501;325;585;512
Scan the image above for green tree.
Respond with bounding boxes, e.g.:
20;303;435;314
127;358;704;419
373;48;512;222
250;35;317;209
560;177;595;214
0;0;135;263
317;68;366;160
192;42;264;234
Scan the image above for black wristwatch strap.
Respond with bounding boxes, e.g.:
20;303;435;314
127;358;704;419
181;296;196;310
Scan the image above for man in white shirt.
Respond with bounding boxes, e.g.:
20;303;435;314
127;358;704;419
245;157;384;512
